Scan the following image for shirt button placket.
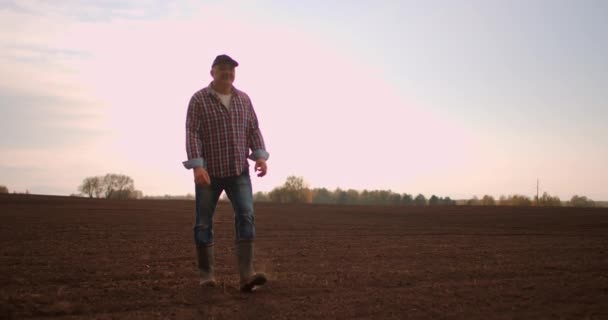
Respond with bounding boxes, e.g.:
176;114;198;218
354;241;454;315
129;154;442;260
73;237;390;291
227;107;236;174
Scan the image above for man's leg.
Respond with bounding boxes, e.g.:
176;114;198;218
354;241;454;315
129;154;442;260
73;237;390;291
225;169;255;241
194;181;222;286
224;168;266;292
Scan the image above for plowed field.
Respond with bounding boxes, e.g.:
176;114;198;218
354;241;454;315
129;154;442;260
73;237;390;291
1;194;607;319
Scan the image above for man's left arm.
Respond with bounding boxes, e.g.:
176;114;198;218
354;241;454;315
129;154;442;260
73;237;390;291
247;105;269;177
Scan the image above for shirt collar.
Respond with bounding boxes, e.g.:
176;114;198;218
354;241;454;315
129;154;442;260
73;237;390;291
207;82;238;97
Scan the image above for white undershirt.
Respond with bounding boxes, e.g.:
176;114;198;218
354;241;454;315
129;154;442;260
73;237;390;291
217;93;232;110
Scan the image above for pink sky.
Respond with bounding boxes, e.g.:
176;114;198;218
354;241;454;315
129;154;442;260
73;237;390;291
1;1;606;200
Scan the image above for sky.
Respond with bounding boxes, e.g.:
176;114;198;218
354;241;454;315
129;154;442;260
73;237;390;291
1;0;607;200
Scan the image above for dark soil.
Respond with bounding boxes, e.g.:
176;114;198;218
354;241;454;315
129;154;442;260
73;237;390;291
1;194;607;319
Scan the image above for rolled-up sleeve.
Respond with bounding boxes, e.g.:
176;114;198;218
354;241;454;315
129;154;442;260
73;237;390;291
183;95;206;169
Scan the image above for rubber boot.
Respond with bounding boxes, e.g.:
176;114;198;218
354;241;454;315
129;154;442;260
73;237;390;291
237;241;267;292
196;245;217;287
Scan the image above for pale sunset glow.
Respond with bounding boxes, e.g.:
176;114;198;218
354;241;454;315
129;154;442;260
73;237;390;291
1;1;606;200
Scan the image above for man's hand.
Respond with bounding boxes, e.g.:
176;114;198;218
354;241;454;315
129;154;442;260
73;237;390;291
254;159;267;177
193;167;211;186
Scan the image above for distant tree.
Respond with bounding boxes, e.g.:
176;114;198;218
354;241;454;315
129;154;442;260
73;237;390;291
429;195;440;206
358;190;373;205
268;187;283;203
253;191;270;202
107;188;143;200
312;188;334;204
0;185;8;194
359;190;370;205
107;189;128;199
414;194;427;206
284;176;306;191
376;190;392;205
269;176;311;204
341;189;357;205
513;195;532;206
401;193;413;206
364;190;392;205
442;196;456;206
499;194;532;206
284;176;311;203
131;190;144;199
334;188;348;205
360;190;384;205
537;192;562;207
143;194;194;200
78;177;102;198
481;195;496;206
103;174;134;199
359;189;373;205
93;179;104;198
389;193;402;206
302;188;313;203
569;195;595;208
79;173;140;199
467;196;480;206
498;195;507;205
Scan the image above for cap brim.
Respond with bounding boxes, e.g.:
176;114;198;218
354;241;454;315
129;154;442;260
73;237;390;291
213;61;238;67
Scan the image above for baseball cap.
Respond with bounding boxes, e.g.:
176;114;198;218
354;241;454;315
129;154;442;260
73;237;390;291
212;54;239;68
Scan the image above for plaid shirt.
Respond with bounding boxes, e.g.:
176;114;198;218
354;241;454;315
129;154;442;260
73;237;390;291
182;84;269;178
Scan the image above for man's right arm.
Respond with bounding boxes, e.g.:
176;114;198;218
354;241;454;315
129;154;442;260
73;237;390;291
182;95;206;170
183;95;211;186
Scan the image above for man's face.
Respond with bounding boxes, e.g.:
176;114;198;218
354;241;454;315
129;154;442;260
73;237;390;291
211;64;235;86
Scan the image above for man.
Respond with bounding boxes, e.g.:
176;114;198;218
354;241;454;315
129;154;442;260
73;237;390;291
183;54;269;292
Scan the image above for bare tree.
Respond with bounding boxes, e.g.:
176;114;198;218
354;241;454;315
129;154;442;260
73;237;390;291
0;185;8;194
78;177;97;198
78;176;105;198
78;174;140;200
103;174;134;199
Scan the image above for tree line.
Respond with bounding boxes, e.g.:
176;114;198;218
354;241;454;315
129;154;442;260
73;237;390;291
253;176;455;206
465;193;596;207
252;176;598;208
0;175;600;208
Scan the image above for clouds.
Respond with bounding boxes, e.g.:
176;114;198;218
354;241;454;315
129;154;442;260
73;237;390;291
0;89;108;147
0;8;109;152
0;0;173;21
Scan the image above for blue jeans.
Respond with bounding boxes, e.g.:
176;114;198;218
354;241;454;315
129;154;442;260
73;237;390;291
194;168;255;247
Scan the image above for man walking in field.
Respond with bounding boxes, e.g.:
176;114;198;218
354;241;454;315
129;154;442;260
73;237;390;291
183;54;269;292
